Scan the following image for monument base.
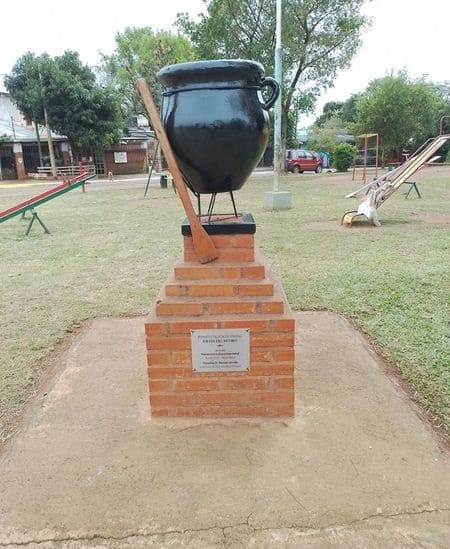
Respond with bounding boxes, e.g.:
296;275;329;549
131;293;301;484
144;213;295;418
263;190;292;210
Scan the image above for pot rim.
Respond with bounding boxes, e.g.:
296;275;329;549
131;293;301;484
157;59;265;89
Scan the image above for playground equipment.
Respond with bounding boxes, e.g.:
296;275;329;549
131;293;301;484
143;140;176;197
352;133;379;184
0;171;95;235
342;134;450;226
144;140;160;197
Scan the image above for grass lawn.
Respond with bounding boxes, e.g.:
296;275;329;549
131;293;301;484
1;167;449;440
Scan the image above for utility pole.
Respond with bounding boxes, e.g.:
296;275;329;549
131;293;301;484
262;0;291;210
10;116;17;140
273;0;282;192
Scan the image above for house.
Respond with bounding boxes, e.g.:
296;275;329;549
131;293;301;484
0;82;72;180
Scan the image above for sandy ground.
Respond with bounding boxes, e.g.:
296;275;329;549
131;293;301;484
0;311;448;548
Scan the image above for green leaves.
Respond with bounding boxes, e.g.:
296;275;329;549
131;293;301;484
100;27;195;117
333;142;353;171
177;0;369;152
4;52;45;125
6;51;124;149
352;72;448;154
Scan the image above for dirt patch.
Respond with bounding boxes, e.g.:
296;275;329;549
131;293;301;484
0;313;144;449
416;213;450;225
299;219;380;231
0;321;87;448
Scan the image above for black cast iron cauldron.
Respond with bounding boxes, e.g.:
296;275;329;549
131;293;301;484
157;59;279;195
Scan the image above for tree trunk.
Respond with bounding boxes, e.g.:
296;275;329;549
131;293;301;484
279;104;289;172
34;121;44;167
43;106;57;178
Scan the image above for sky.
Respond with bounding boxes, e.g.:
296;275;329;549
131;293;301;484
1;0;449;126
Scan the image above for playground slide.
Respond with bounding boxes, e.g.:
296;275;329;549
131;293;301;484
0;172;95;233
342;134;450;226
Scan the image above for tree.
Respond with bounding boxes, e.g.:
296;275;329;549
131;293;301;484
6;51;123;158
307;115;351;158
314;101;344;128
4;53;43;125
101;27;195;118
340;93;361;124
177;0;275;68
351;72;447;162
177;0;369;160
313;96;360;128
4;52;47;167
45;52;123;149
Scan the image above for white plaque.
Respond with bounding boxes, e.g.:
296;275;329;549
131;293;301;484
114;151;127;163
191;329;249;372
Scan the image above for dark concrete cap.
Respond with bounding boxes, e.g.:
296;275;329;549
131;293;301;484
181;212;256;236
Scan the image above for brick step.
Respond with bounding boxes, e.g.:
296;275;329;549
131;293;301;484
145;313;295;335
164;278;274;298
184;246;254;262
183;233;254;249
154;294;285;317
173;262;266;281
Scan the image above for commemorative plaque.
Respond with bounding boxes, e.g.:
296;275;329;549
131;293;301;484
191;329;250;372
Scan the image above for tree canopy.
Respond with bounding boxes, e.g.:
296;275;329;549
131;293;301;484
5;51;123;149
100;27;195;117
351;72;448;156
307;115;351;155
177;0;370;149
4;52;44;126
314;101;345;128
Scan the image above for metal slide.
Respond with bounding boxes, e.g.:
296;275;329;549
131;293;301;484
0;172;95;234
342;134;450;226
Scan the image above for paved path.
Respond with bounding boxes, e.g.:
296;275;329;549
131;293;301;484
0;312;448;547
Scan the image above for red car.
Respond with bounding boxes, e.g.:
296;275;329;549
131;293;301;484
285;149;323;173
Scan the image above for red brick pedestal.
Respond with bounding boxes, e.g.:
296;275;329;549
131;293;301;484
144;214;295;418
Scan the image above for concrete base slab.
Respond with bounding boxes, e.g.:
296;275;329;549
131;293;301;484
263;190;292;210
0;313;449;547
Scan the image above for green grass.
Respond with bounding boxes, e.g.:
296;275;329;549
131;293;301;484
0;169;449;439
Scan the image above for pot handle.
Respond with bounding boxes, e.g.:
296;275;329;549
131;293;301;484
261;77;280;110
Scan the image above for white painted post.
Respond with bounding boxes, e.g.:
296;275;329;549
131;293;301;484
263;0;292;210
273;0;282;193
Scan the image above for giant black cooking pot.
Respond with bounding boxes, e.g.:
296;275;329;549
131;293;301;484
157;59;279;195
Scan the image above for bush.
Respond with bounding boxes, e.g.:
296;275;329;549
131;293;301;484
333;143;354;172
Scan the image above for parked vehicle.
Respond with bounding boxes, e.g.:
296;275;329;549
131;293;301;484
285;149;323;173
